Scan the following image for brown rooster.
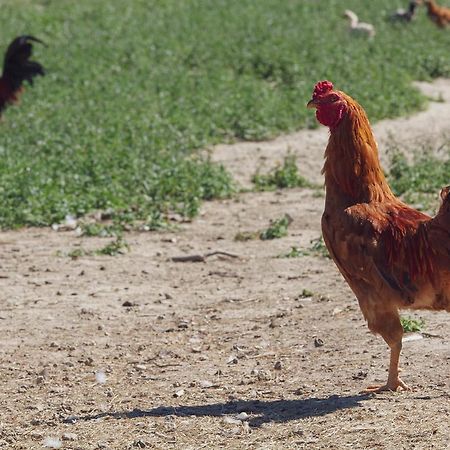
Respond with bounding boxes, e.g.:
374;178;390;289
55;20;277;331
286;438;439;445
307;80;450;392
0;35;45;116
424;0;450;27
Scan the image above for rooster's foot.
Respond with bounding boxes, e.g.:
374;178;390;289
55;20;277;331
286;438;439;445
362;377;411;393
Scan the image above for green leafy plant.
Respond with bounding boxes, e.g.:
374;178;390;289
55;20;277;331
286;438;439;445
400;316;425;333
235;214;293;241
67;248;88;259
260;215;292;240
309;236;330;259
96;237;130;256
299;289;314;298
252;155;310;191
278;237;330;258
63;237;129;258
234;231;259;241
279;246;303;258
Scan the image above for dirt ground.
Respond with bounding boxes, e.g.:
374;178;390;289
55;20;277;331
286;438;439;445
0;80;449;450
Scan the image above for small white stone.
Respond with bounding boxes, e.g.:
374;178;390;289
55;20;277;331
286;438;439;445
43;437;62;449
236;412;249;421
62;432;78;441
95;370;107;384
402;333;424;343
173;389;185;398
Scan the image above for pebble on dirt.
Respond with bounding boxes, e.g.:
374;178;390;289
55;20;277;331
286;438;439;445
314;338;324;347
173;389;185;398
62;432;78;441
43;437;62;449
95;370;107;384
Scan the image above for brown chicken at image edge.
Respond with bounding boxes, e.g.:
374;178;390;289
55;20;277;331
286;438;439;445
307;80;450;392
423;0;450;28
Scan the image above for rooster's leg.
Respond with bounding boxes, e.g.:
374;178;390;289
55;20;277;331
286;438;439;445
363;312;411;393
364;341;410;392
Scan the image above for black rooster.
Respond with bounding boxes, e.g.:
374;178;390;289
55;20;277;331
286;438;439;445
0;35;45;115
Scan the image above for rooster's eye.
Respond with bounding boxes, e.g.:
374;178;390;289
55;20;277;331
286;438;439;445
329;94;339;102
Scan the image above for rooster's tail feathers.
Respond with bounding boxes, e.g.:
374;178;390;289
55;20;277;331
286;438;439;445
440;186;450;203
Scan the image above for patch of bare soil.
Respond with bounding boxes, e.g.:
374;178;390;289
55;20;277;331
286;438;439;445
0;80;449;450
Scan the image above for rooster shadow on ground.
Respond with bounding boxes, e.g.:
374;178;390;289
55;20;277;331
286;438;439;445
63;393;371;428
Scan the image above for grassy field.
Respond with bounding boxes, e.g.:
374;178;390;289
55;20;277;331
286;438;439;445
389;144;450;211
1;0;450;228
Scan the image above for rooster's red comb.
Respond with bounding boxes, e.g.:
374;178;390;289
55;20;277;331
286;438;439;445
313;80;334;99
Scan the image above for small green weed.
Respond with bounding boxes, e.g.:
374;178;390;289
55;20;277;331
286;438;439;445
400;316;425;333
252;155;310;191
234;231;259;242
279;246;303;258
67;248;88;259
64;237;129;258
234;214;293;241
96;237;129;256
299;289;314;298
278;237;330;258
260;214;292;240
309;236;330;258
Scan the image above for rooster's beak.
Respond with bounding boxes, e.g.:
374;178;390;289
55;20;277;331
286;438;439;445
306;98;317;109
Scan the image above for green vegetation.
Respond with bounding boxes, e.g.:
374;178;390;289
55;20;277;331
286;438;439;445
299;289;314;298
260;214;292;240
234;231;259;242
388;147;450;211
309;236;330;259
1;0;449;228
65;236;129;258
279;236;330;258
96;237;129;256
279;246;303;258
234;214;292;241
252;154;311;191
400;316;425;333
66;248;86;259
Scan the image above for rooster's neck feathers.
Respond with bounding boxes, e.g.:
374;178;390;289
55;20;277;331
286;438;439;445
322;93;395;205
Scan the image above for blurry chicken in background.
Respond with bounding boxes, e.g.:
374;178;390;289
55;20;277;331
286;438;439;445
307;80;450;392
391;1;420;22
0;35;45;116
343;10;376;38
424;0;450;27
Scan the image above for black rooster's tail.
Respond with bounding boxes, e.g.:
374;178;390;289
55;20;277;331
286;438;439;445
0;35;45;114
